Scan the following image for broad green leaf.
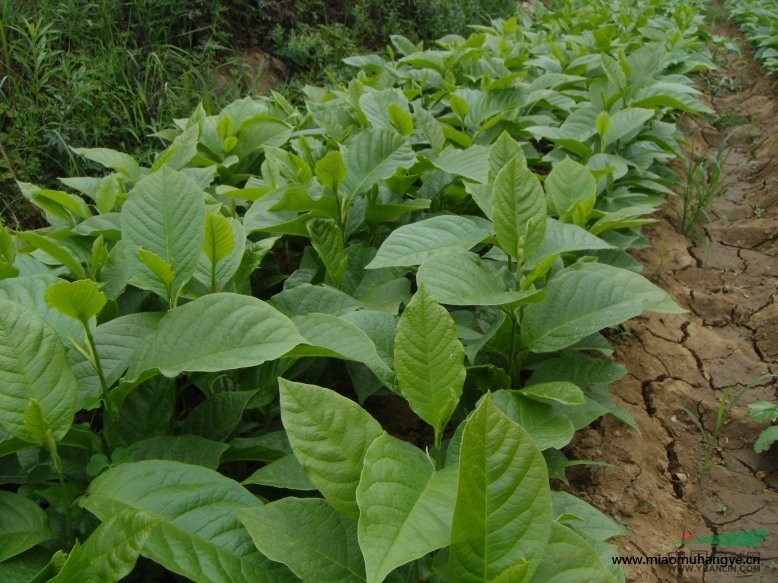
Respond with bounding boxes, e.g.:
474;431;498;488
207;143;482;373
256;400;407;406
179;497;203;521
755;426;778;454
203;212;234;267
395;286;464;438
0;225;16;264
572;262;683;313
315;151;347;192
600;54;626;91
128;293;305;378
492;391;575;451
239;498;365;582
528;523;615;583
521;267;645;353
279;379;383;519
179;390;257;441
489;132;526;183
0;300;77;443
71;147;141;181
270;284;362;316
0;275;82;341
520;382;585;405
431;146;490;183
528;353;626;389
307;218;347;287
342;129;416;196
234;117;292;159
551;492;626;543
0;491;54;562
595;111;610;141
357;433;457;583
15;232;86;279
289;313;394;386
492;157;547;259
0;547;51;583
126;435;228;469
417;252;543;306
49;510;158;583
367;216;491;269
82;460;292;583
449;395;552;582
121;166;206;300
602;108;654;148
544;157;596;220
44;279;105;324
243;454;316;490
526;218;613;266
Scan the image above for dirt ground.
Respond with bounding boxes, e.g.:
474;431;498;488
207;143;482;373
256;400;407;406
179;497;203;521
565;18;778;583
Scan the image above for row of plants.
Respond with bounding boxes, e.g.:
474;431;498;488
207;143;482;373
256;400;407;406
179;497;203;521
0;0;718;581
0;0;515;229
726;0;778;75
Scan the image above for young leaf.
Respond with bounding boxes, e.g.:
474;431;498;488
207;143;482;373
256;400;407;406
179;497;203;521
0;491;54;562
342;129;416;196
44;279;106;324
203;212;234;268
544;157;596;221
128;293;305;378
82;460;294;583
307;218;347;287
121;166;206;300
449;394;552;582
387;103;414;137
492;157;547;260
395;285;465;440
367;215;491;269
315;150;347;192
0;300;77;444
239;498;365;582
279;379;383;519
137;248;175;296
357;433;457;583
48;510;158;583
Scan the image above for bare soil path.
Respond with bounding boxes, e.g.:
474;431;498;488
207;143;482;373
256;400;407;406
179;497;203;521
566;16;778;583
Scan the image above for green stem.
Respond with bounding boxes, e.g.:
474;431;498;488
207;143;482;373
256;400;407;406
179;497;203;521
83;323;119;445
47;438;73;547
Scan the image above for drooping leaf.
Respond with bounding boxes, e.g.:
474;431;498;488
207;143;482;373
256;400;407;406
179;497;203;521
243;454;316;491
528;522;616;583
0;299;77;444
367;216;491;269
417;252;544;306
279;379;383;519
492;157;547;260
49;510;158;583
121;166;206;300
521;267;645;353
126;435;228;469
449;395;552;582
239;498;365;582
0;491;54;562
128;293;305;378
15;232;86;279
357;433;457;583
394;286;464;439
44;279;106;324
82;460;294;583
431;146;490;183
71;147;141;181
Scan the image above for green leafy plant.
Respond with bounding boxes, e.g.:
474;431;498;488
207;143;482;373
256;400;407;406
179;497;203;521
0;0;719;579
748;401;778;453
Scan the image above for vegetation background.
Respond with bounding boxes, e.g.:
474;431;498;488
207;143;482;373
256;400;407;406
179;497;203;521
0;0;514;227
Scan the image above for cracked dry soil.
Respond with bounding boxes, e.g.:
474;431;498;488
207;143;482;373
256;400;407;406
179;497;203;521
564;21;778;583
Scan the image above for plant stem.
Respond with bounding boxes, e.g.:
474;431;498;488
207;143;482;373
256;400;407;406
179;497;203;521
83;323;119;445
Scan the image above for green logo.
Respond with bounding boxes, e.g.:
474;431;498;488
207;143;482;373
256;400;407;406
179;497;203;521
675;528;768;548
